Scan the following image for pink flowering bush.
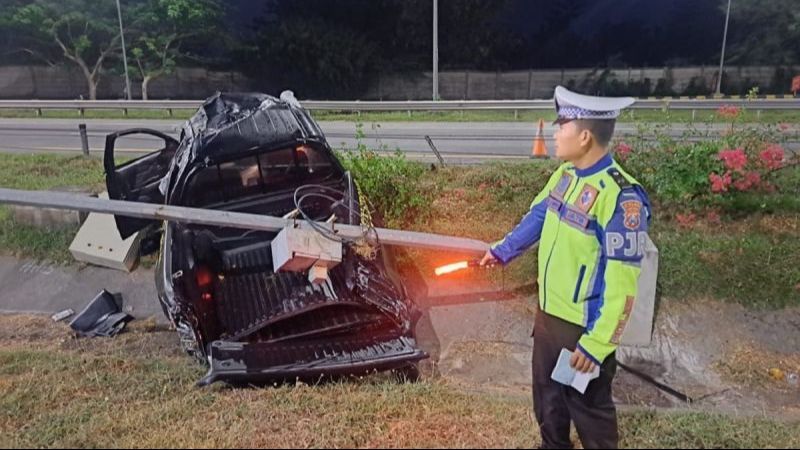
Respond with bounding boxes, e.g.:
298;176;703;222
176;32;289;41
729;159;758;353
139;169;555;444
618;122;797;215
708;145;785;196
615;141;632;161
717;105;741;119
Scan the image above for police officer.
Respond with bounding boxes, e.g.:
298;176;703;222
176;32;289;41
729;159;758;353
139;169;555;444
480;86;652;449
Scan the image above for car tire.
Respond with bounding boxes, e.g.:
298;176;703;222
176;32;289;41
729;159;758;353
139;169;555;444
393;363;421;383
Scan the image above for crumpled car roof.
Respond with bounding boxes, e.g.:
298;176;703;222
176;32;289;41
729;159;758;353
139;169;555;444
180;91;325;165
160;91;328;198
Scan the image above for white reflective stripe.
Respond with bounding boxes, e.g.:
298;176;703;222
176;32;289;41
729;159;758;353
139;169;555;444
606;232;625;257
585;250;602;299
582;251;602;327
624;231;639;257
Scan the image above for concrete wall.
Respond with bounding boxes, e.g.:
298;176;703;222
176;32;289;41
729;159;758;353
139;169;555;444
367;66;798;100
0;64;796;100
0;66;257;100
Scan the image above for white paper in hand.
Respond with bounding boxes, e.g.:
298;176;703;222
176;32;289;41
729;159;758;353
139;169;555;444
550;348;600;394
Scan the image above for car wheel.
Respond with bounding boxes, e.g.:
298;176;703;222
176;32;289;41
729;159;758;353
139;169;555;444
393;363;421;383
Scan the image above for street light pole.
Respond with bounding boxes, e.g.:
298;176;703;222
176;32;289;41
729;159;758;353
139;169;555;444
433;0;439;101
116;0;132;100
716;0;732;96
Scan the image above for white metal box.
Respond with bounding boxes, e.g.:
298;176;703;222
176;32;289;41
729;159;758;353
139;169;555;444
271;226;342;274
69;192;142;272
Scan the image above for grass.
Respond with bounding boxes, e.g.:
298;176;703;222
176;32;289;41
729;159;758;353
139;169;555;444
655;220;800;308
2;107;800;124
0;153;106;191
1;153;798;308
0;154;106;264
1;315;798;449
399;161;800;309
398;160;558;290
0;208;77;263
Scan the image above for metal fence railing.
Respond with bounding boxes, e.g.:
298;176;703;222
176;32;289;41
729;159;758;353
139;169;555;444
0;98;798;117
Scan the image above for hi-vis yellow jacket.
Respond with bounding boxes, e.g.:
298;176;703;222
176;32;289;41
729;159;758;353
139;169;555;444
490;153;652;364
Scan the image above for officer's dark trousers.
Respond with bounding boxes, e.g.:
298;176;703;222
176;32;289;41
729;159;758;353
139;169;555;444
532;307;618;449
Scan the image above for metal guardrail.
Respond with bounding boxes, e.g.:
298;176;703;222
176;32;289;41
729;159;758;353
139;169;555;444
0;98;798;116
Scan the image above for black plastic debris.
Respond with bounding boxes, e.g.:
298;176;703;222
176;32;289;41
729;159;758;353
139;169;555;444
69;290;134;337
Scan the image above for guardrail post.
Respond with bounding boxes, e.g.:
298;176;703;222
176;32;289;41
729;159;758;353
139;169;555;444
168;108;173;117
514;109;518;120
424;135;446;167
123;108;128;117
756;110;762;120
36;108;42;117
79;108;85;117
692;109;696;121
78;124;90;157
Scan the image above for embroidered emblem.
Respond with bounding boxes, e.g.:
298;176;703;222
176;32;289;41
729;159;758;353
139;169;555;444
621;200;642;230
553;172;573;199
574;185;599;212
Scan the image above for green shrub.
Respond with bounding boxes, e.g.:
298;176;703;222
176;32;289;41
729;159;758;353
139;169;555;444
337;123;433;227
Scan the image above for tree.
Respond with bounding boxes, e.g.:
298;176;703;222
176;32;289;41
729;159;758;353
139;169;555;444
248;16;380;98
0;1;53;65
252;0;432;73
240;0;524;97
127;0;223;100
10;0;123;99
243;0;393;98
438;0;524;70
726;0;800;65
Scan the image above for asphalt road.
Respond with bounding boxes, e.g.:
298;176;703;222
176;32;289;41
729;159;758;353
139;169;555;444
0;118;797;162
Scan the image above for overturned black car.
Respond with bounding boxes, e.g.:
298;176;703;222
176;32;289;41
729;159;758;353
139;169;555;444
104;92;427;386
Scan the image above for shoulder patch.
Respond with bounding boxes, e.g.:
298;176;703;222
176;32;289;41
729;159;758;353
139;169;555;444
621;200;643;230
607;168;632;190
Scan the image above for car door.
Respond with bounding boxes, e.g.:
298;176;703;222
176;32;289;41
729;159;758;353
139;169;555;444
103;128;179;239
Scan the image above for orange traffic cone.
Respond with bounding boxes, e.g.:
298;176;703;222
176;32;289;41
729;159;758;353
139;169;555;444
531;119;548;158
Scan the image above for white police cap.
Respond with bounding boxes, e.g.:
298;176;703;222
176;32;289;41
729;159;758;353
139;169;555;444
553;86;635;124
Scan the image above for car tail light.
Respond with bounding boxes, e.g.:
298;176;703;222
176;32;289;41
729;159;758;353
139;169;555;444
196;266;214;302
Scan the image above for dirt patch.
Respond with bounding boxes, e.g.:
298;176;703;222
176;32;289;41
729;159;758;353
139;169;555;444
0;314;68;342
755;214;800;236
618;298;800;419
59;327;183;360
715;343;800;390
439;340;531;389
0;314;182;360
613;370;675;408
417;294;800;421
